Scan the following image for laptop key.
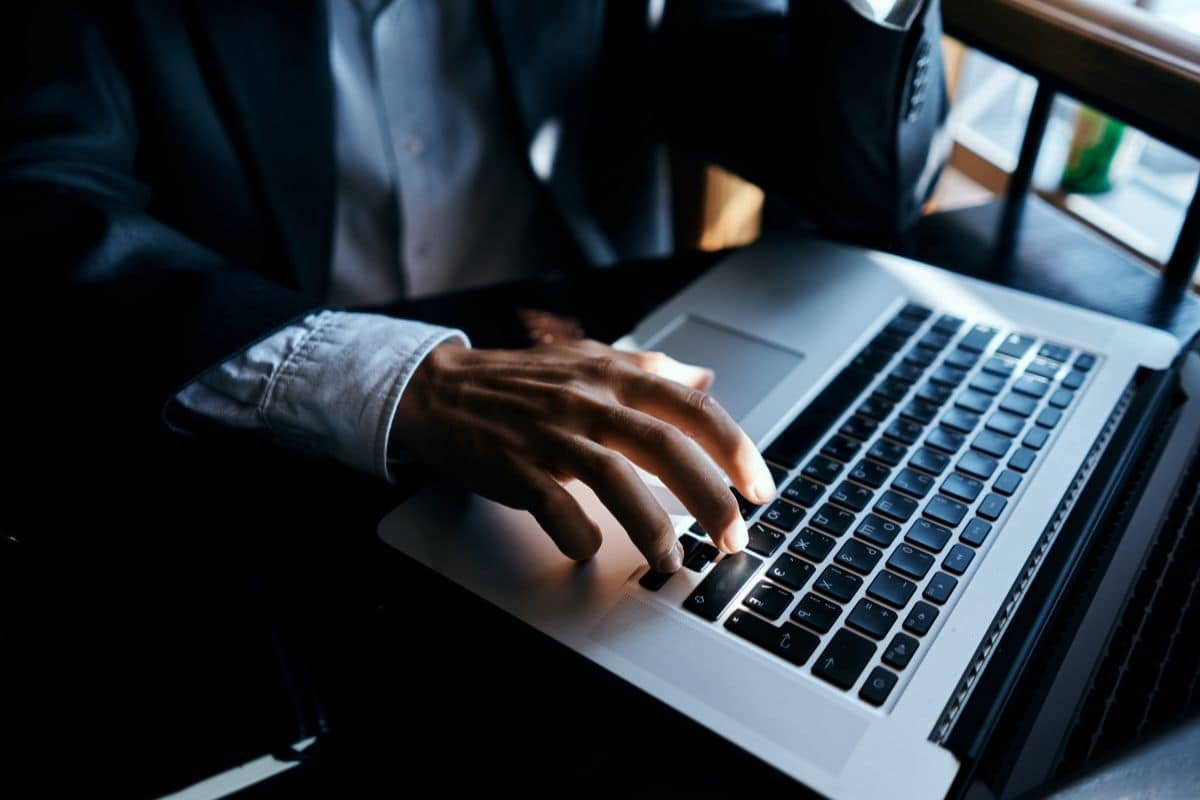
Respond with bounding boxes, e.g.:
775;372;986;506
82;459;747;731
767;462;790;487
855;514;901;548
999;392;1037;417
944;348;979;371
994;469;1022;496
959;325;998;353
811;503;855;537
858;395;896;422
868;438;906;467
923;571;958;604
933;314;963;334
790;527;837;562
764;366;875;467
683;551;762;621
961;518;993;547
1023;428;1049;450
830;481;873;512
943;544;975;575
930;365;967;387
803;455;843;484
875;377;910;403
887;544;934;580
743;581;794;620
903;601;939;636
1026;359;1061;380
927;427;965;454
876;490;918;522
997;333;1035;359
942;473;984;503
841;415;880;441
1048;388;1074;409
822;434;861;462
892;467;934;499
834;539;883;575
792;593;842;633
1013;376;1050;398
906;518;952;552
639;568;673;591
852;347;894;373
883;633;919;670
899;302;932;321
813;629;876;690
957;451;998;480
982;356;1016;377
904;348;937;368
846;599;897;639
684;539;720;572
859;667;899;706
1009;447;1036;473
901;398;939;425
726;611;820;667
1062;370;1085;390
1036;407;1063;429
1075;353;1096;371
916;382;953;406
814;565;862;603
918;330;950;351
986;411;1025;438
969;372;1006;396
760;500;804;533
767;553;815;591
925;495;968;528
942;408;980;434
1039;343;1072;362
972;431;1013;459
783;476;824;507
868;570;917;608
890;363;924;384
732;488;757;519
909;447;950;476
747;523;787;557
977;493;1008;521
850;459;890;489
956;390;993;415
885;418;924;445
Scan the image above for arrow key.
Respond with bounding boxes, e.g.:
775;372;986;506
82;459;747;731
725;610;820;667
813;629;876;690
883;633;919;670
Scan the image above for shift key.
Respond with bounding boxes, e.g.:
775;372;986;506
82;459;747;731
684;552;763;621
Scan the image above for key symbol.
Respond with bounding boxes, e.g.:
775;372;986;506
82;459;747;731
695;595;705;605
822;657;836;671
872;677;886;690
780;633;792;650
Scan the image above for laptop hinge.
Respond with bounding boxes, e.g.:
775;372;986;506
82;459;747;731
935;358;1183;794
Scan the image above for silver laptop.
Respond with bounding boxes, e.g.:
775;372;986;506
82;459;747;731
378;234;1182;798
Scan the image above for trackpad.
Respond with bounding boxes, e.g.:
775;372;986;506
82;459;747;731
648;316;803;422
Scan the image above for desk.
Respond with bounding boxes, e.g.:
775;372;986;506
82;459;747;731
6;201;1198;799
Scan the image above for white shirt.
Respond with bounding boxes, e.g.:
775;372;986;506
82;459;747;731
177;0;916;480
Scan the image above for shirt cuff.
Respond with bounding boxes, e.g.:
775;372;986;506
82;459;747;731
174;310;468;481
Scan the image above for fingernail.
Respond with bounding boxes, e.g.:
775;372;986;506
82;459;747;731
723;522;749;553
655;540;684;573
752;471;777;504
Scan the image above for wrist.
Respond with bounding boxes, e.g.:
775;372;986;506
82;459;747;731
390;339;467;460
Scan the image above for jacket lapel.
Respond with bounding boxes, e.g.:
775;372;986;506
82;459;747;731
193;0;335;296
480;0;613;264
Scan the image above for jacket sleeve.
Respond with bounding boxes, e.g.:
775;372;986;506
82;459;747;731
660;0;950;242
1;5;323;442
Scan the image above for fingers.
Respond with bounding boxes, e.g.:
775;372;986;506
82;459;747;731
515;464;604;562
592;406;747;553
613;365;774;505
614;349;714;390
561;436;684;572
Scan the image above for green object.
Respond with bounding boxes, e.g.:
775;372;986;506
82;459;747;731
1061;107;1127;194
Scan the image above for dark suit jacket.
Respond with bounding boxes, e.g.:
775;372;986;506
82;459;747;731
2;0;946;453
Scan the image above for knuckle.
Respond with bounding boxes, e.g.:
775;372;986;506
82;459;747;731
640;351;667;371
587;355;625;384
590;451;629;486
686;388;716;416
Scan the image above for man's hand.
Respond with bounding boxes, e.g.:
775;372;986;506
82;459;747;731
392;339;776;573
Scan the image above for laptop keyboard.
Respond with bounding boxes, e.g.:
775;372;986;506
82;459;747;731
639;302;1098;709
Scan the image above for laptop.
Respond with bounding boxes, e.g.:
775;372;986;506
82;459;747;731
378;235;1200;798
